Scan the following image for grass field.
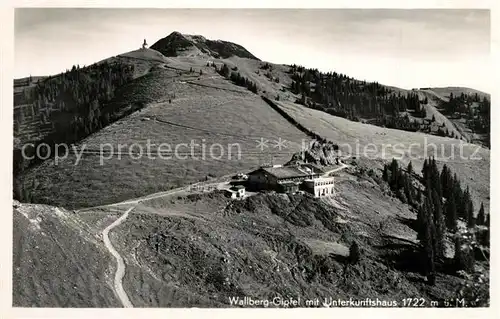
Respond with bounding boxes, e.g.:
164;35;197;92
20;63;310;208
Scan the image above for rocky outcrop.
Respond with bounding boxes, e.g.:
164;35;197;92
151;31;260;60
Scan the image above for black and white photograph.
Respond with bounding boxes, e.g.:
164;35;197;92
8;6;492;311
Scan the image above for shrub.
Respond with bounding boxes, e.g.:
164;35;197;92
348;241;361;264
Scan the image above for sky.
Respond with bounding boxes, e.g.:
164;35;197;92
14;8;491;92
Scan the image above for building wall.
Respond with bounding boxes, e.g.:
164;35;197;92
313;184;335;198
247;170;278;190
248;168;321;193
223;190;237;199
304;177;335;198
279;183;299;193
279;175;314;184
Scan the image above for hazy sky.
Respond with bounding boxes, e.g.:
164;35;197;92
15;8;491;91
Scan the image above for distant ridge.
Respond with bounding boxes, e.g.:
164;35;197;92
415;86;489;99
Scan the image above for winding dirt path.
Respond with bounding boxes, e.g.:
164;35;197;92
102;207;135;308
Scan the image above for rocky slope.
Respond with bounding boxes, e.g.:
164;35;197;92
13;158;489;307
151;31;260;60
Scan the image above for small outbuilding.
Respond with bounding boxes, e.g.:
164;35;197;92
223;185;246;199
232;185;246;198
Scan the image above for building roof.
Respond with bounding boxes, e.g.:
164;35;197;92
304;176;335;184
312;176;335;181
249;165;320;180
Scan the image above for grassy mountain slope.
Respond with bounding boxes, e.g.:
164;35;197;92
15;45;490;211
275;100;489;211
20;56;310;208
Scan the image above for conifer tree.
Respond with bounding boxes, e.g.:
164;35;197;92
456;182;466;219
481;227;490;247
477;203;485;225
431;189;446;259
422;159;429;183
430;158;442;198
220;64;230;78
407;161;413;176
445;193;458;232
467;199;475;228
440;164;452;199
404;174;413;206
421;199;436;285
389;158;400;190
416;203;426;241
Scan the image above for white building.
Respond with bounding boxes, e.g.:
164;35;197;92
303;176;335;198
223;185;246;199
233;185;246;198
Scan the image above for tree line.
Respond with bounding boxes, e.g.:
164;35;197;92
212;63;258;93
439;92;490;147
14;61;135;180
288;64;427;132
382;157;489;285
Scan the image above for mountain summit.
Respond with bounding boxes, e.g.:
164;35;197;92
150;31;260;60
